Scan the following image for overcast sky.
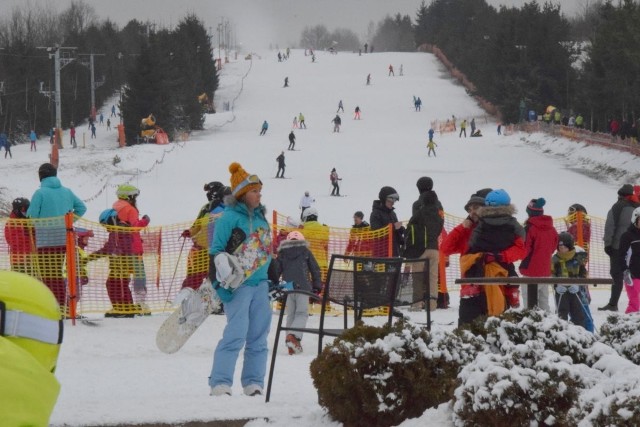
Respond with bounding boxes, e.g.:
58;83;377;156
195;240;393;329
0;0;586;50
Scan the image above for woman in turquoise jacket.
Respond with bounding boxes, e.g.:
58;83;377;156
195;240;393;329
208;162;272;397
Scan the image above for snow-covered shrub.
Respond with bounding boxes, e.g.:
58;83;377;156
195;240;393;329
310;321;484;427
453;345;584;427
482;309;598;366
598;313;640;365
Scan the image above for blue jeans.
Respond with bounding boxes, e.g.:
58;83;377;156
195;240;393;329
209;280;271;388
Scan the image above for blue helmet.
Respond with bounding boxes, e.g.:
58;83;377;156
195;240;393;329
485;189;511;206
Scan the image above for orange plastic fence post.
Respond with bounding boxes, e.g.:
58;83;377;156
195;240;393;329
576;212;584;248
272;210;279;253
65;213;77;324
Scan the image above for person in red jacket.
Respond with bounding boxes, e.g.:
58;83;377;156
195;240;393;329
113;184;150;313
4;197;35;275
519;198;558;311
442;188;526;326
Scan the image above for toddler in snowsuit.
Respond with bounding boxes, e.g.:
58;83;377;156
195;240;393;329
427;139;437;157
552;232;590;329
276;230;322;355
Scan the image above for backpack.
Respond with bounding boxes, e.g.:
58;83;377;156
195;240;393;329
99;208;119;226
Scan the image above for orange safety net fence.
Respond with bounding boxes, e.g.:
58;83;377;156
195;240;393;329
0;210;610;317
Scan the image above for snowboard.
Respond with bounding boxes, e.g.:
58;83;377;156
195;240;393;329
156;281;222;354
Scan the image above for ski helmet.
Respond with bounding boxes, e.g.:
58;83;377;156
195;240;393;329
286;231;305;241
302;206;318;221
204;181;224;201
12;197;30;215
116;184;139;200
631;207;640;227
0;271;62;373
485;189;511;206
568;203;587;214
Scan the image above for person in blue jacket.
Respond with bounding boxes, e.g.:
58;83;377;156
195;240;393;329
208;162;273;397
0;132;11;158
259;120;269;136
27;163;86;310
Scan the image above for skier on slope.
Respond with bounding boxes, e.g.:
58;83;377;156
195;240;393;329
259;120;269;136
332;114;342;132
288;131;296;150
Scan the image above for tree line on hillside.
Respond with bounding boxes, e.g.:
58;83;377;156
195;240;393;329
0;1;217;145
414;0;640;129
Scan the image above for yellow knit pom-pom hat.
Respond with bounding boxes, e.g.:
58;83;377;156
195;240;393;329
229;162;262;199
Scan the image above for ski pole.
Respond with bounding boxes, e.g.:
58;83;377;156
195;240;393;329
163;236;187;311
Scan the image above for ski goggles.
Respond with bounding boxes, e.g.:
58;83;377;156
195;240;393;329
386;193;400;202
231;174;262;197
0;301;64;345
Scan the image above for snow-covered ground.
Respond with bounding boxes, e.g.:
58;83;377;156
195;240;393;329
1;49;638;426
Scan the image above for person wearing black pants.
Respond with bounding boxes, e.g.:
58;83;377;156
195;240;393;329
288;131;295;150
275;151;286;178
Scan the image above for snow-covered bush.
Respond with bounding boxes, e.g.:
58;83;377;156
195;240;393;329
452;309;598;426
310;321;484;427
598;313;640;365
482;309;598;366
453;347;584;426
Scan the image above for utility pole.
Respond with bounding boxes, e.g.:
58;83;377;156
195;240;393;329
38;46;76;131
78;52;106;122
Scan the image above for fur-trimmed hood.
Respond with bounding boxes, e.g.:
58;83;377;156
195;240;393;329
478;204;517;218
277;238;310;253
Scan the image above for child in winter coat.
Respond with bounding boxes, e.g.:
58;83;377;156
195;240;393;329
276;230;322;355
618;207;640;313
552;232;589;329
427;139;437;157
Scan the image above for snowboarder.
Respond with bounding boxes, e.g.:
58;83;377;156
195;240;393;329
337;100;344;113
388;64;394;76
260;120;269;136
332;115;342;132
298;113;306;129
208;162;272;397
427;139;437;157
288;131;296;150
276;151;286;178
29;130;37;151
354;106;361;120
330;168;341;196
